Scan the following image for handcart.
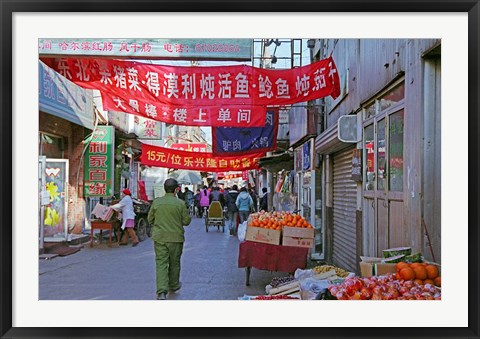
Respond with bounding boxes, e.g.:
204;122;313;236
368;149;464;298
204;201;225;232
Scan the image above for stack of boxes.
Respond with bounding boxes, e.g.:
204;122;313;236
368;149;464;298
245;224;315;248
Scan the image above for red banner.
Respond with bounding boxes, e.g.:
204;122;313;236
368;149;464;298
141;143;264;172
40;55;340;108
103;94;267;127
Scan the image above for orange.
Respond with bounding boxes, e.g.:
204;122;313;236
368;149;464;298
425;265;439;279
410;263;422;269
423;279;434;285
434;276;441;287
395;272;401;280
413;266;427;280
399;267;415;281
414;279;424;285
396;262;409;271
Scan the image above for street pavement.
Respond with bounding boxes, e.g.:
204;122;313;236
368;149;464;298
39;215;287;300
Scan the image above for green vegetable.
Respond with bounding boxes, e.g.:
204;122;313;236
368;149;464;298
382;247;412;258
404;253;423;263
382;254;405;263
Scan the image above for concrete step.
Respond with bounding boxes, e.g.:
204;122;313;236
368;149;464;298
68;234;90;245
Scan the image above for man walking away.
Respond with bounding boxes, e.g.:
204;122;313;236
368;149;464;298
225;185;240;236
148;178;191;300
209;186;225;208
236;186;254;225
184;187;194;213
260;187;268;212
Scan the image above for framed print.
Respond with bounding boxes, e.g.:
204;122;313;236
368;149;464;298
1;1;479;338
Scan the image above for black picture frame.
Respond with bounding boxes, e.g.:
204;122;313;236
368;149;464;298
1;1;479;338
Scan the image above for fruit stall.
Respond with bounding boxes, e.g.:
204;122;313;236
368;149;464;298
237;211;316;286
237;231;442;300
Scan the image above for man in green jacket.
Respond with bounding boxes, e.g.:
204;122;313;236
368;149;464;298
148;178;192;300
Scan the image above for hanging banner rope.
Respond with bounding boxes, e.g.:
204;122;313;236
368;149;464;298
40;56;340;116
212;108;279;155
141;143;264;172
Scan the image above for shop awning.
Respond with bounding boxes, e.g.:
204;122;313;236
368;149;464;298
258;152;294;172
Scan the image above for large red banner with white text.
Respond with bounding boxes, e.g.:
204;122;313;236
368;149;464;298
141;143;264;172
40;56;340;125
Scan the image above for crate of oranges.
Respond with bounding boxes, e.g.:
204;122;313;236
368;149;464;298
247;211;314;247
395;261;441;287
246;211;315;247
248;211;313;230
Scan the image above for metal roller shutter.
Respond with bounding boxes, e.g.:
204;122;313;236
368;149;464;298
332;147;357;272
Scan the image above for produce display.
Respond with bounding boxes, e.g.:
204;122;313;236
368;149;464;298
253;295;299;300
395;262;441;287
313;265;350;278
382;246;412;258
403;252;423;263
269;276;296;288
248;211;313;230
328;274;441;300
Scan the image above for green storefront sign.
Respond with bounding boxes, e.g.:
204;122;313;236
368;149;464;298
84;126;115;197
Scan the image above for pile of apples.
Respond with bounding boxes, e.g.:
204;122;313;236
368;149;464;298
328;274;441;300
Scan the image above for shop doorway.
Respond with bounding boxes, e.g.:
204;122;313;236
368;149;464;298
362;82;406;257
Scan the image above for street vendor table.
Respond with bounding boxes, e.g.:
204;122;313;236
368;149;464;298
238;241;309;286
90;220;119;247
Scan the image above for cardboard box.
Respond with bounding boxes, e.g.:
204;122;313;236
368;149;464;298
245;226;281;245
282;226;314;248
91;203;115;221
282;226;315;239
359;260;397;277
282;236;314;248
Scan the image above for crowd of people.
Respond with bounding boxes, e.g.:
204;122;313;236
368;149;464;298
172;183;270;237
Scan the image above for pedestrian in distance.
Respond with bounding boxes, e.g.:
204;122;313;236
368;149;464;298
248;188;258;213
236;186;254;225
225;184;240;235
199;185;210;218
110;189;139;247
176;185;185;201
223;186;230;197
209;186;225;208
184;187;195;216
260;187;269;212
194;189;201;217
147;178;192;300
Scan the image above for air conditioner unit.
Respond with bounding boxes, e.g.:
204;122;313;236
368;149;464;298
338;113;362;143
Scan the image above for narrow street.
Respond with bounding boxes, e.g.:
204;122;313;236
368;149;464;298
39;215;286;300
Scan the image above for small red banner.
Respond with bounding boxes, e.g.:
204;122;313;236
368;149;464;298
102;94;267;127
141;143;264;172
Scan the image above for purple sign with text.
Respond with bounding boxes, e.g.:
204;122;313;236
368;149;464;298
212;108;278;155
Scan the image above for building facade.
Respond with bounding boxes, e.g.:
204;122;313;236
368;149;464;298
38;61;95;242
311;39;441;273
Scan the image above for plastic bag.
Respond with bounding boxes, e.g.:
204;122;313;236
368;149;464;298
300;278;331;294
237;221;247;242
294;268;314;280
